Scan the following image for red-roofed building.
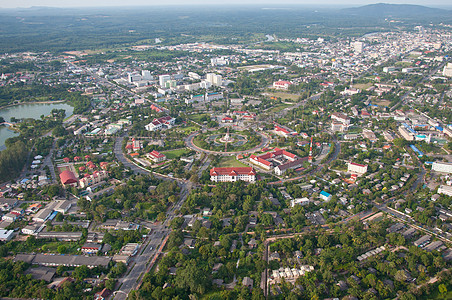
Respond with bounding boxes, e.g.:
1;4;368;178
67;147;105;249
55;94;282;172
273;80;292;90
79;170;108;188
145;116;175;131
210;167;256;183
222;116;234;123
59;170;78;187
146;150;166;163
347;162;368;176
94;288;111;300
63;157;70;163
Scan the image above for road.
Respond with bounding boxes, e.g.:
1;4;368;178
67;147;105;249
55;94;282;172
185;130;271;156
112;134;193;300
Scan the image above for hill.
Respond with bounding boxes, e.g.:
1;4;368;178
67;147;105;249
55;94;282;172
341;3;449;18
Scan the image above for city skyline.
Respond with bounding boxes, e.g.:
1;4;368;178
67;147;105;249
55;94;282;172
2;0;452;9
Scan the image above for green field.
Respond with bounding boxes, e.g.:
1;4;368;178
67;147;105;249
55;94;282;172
178;125;200;134
163;148;193;159
266;103;293;113
188;113;210;124
219;156;249;168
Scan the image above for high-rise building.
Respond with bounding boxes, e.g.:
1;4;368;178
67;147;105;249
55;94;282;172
142;70;153;80
352;41;364;53
128;73;141;83
159;75;171;87
206;73;222;86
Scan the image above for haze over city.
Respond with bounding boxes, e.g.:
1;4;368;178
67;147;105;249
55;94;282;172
2;0;452;8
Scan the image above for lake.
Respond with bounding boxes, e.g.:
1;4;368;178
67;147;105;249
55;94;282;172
0;102;74;150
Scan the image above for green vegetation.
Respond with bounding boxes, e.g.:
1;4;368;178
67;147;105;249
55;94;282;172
163;148;193;159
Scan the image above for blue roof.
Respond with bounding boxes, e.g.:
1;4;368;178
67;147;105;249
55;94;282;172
320;191;331;197
435;126;443;132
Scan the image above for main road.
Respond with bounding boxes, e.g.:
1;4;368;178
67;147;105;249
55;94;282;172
112;134;193;300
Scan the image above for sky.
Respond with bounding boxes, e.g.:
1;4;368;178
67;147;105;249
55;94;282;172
2;0;452;9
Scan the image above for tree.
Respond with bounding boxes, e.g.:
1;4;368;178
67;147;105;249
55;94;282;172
72;265;89;280
57;245;67;254
438;284;447;298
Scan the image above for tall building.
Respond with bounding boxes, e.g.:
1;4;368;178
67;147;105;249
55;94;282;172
142;70;153;80
206;73;222;86
352;41;364;53
443;63;452;77
159;75;171;87
128;73;141;83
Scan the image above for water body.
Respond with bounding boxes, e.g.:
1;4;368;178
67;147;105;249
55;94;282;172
0;102;74;150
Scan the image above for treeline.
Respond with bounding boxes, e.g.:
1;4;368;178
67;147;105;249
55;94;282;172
0;140;28;183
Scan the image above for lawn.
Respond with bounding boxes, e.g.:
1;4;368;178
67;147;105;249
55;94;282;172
178;125;200;134
163;148;193;159
266;103;292;114
188;113;210;124
353;83;373;90
268;92;301;102
219;156;249;168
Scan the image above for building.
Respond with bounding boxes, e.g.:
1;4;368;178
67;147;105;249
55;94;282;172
146;150;166;163
398;125;415;141
206;73;222;86
210;167;256;183
274;158;308;176
81;243;103;254
32;208;53;223
331;112;351;125
53;200;72;214
79;170;109;189
442;63;452;77
59;170;78;187
352;41;364;53
0;229;15;241
205;92;223;102
37;232;82;241
348;162;368;176
438;185;452;197
94;288;112;300
291;197;310;207
320;191;332;201
273;80;292;90
414;235;431;247
145;116;176;131
142;70;152;80
14;253;111;268
432;162;452;174
159;74;171;87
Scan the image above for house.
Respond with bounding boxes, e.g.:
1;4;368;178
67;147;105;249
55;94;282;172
146;150;166;163
243;277;254;289
273;80;292;90
94;288;111;300
22;224;41;235
0;229;15;241
81;243;103;254
320;191;332;201
210;167;256;183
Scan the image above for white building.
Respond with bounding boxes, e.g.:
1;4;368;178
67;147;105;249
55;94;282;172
273;80;292;90
352;41;364;53
206;73;222;86
438;185;452;197
348;162;368;176
142;70;153;80
291;198;310;207
0;229;15;241
145;116;176;131
442;63;452;77
159;75;171;87
432;162;452;174
210;167;256;183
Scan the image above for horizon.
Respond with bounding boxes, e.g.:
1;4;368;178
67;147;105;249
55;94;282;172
2;1;452;10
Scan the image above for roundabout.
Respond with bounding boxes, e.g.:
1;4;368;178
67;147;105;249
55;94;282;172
185;127;271;156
